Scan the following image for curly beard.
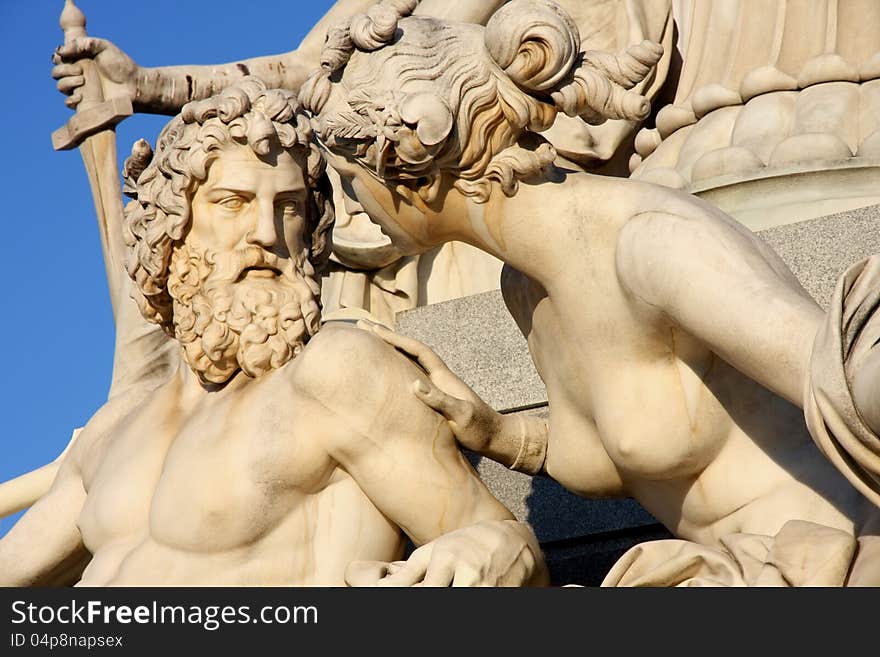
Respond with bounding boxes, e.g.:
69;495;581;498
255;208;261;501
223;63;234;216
167;243;322;384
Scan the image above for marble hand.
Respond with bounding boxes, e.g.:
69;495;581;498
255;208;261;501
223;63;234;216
345;520;548;587
357;319;502;453
52;36;138;110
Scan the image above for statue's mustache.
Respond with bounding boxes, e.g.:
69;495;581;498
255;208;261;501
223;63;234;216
205;246;292;283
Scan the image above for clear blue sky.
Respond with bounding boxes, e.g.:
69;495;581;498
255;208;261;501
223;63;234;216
0;0;334;536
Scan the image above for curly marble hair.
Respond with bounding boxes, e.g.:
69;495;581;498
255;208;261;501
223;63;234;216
301;0;662;203
122;77;334;333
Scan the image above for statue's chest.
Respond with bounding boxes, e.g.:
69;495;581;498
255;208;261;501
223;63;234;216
79;392;334;552
77;402;178;552
524;287;727;480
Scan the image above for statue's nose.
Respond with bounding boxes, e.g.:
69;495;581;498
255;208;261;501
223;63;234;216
245;200;277;247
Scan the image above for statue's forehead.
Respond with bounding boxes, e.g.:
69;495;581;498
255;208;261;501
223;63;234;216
202;145;307;192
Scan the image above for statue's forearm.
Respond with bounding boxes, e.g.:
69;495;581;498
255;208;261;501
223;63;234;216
0;463;61;520
487;415;549;475
128;0;384;115
127;0;512;115
132;51;311;115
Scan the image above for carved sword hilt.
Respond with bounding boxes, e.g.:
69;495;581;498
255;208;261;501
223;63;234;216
51;0;133;151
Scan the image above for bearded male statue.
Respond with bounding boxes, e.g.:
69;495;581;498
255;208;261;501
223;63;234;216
0;78;545;587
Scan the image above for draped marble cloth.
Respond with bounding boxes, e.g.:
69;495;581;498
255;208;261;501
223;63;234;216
603;256;880;587
806;255;880;507
602;520;880;587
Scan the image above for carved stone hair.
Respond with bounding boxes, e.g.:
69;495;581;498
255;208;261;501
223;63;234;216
301;0;662;203
122;77;334;333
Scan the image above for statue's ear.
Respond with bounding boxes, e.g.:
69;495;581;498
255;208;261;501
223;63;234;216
399;92;453;148
416;173;443;205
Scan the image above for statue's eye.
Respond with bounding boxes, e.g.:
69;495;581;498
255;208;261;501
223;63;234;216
218;196;245;210
278;198;301;215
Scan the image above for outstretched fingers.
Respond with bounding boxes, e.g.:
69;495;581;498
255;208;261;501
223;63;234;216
412;379;470;424
374;545;474;587
357;319;446;373
374;547;432;587
357;318;486;440
423;556;460;587
345;560;409;586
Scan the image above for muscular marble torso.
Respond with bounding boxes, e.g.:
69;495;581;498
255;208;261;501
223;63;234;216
70;328;408;586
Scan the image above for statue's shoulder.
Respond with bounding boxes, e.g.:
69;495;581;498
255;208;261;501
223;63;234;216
301;322;389;366
284;322;397;402
69;385;156;473
278;322;417;444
